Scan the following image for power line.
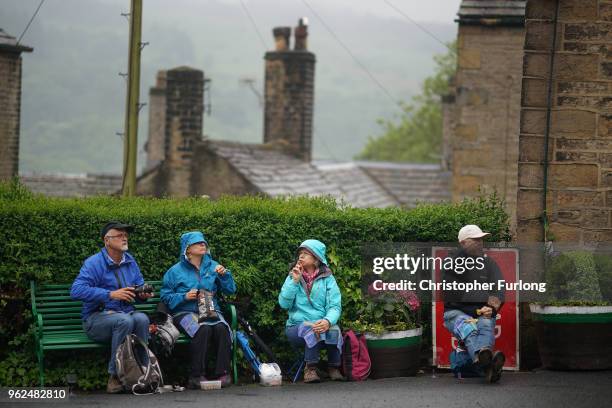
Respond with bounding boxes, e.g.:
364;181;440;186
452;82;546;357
383;0;452;52
239;0;268;51
300;0;401;110
17;0;45;45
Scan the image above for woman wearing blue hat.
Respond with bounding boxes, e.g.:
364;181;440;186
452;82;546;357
160;231;236;389
278;239;343;383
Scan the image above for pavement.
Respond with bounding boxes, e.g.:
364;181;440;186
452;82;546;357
4;370;612;408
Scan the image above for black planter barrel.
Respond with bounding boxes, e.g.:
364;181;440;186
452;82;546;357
530;305;612;370
365;328;422;379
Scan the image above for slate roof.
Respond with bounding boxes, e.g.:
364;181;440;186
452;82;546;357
20;173;121;197
457;1;526;25
356;161;451;208
207;141;397;208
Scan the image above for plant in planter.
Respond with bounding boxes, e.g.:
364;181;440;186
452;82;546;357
530;250;612;370
347;285;422;378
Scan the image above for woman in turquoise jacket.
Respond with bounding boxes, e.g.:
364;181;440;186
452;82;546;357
161;231;236;389
278;239;343;383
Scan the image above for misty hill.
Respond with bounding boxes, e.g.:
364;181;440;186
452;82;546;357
2;0;456;174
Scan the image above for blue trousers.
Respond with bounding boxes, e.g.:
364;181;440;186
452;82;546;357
84;310;150;375
286;325;341;366
443;309;495;363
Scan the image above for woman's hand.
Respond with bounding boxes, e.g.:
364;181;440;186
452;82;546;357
215;264;226;276
185;289;198;301
312;319;330;334
291;263;303;283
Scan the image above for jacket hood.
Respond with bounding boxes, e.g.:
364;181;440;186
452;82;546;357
298;239;328;266
180;231;209;261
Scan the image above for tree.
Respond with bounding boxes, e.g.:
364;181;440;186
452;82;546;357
356;43;457;163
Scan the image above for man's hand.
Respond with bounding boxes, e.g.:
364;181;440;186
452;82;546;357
215;264;226;276
312;319;330;334
480;306;493;318
110;287;135;302
185;289;198;301
487;296;502;311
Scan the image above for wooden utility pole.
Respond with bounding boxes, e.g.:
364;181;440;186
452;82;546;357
121;0;143;197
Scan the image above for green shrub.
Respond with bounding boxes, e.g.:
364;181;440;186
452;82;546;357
0;181;510;387
545;251;605;305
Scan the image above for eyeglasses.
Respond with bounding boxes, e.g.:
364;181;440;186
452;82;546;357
106;233;129;239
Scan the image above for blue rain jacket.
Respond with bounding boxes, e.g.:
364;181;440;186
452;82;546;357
160;231;236;315
70;248;145;320
278;239;341;327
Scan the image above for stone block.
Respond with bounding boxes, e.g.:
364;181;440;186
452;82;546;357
600;153;612;167
557;138;611;150
557;81;609;95
521;109;547;134
519;163;544;188
453;175;481;195
519;135;551;162
551;109;597;138
548;163;599;188
517;218;544;242
583;209;610;228
602;62;612;79
554;53;599;81
522;78;548;108
525;20;554;51
599;114;612;137
518;189;550;220
602;169;612;187
553;209;582;225
458;48;481;69
583;229;612;243
555;150;598;162
557;191;605;208
549;222;582;242
601;3;612;22
564;23;612;42
523;52;550;78
455;124;478;141
559;0;598;21
526;0;557;19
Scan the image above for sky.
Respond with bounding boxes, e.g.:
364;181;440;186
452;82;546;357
3;0;463;173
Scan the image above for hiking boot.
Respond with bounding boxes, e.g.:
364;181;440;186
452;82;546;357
106;375;123;394
303;365;320;383
217;374;231;388
328;367;344;381
485;351;505;384
187;376;201;390
475;348;492;368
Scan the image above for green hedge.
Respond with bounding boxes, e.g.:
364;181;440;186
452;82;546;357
0;181;510;387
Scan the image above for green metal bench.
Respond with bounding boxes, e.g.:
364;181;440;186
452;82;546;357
30;280;238;387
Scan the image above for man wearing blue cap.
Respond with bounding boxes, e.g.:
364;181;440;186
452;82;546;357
71;221;153;393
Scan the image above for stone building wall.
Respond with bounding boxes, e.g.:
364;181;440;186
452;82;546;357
450;22;525;234
517;0;612;245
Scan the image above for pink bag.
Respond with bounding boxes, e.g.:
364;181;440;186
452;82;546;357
341;330;371;381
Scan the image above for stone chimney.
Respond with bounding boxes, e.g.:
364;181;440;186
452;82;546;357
263;18;315;162
144;70;167;170
0;29;32;181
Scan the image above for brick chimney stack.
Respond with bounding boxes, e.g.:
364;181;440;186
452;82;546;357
0;29;32;181
263;18;315;162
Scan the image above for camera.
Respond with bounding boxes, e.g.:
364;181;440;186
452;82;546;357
133;283;154;295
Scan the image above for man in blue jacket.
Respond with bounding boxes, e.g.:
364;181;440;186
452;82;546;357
71;221;154;393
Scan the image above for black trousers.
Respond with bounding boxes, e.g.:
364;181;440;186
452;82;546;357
173;316;232;378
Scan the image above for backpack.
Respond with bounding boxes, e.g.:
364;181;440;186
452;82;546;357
341;330;371;381
115;334;164;394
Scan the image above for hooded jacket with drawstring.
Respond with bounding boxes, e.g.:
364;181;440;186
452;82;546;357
160;231;236;316
278;239;342;327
